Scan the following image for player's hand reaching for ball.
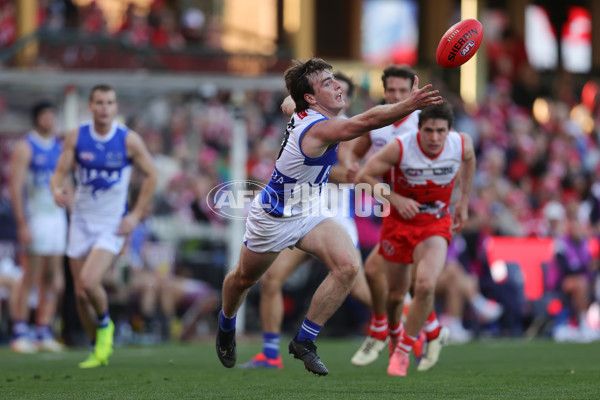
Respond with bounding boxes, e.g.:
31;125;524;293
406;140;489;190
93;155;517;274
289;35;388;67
405;75;443;111
391;193;421;220
117;214;140;236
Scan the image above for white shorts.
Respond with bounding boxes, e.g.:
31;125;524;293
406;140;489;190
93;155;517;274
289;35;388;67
28;213;67;256
333;215;359;249
243;199;333;253
66;215;126;259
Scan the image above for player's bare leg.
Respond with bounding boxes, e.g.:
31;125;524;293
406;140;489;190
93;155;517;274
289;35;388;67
403;236;449;373
72;248;118;368
242;248;309;369
351;246;388;366
386;262;411;353
35;255;64;352
289;218;360;375
217;246;279;368
10;253;43;353
349;250;372;308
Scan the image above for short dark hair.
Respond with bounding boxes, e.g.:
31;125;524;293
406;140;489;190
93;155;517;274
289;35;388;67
89;84;115;101
418;100;454;129
31;100;54;126
381;65;416;90
333;72;355;99
284;58;333;112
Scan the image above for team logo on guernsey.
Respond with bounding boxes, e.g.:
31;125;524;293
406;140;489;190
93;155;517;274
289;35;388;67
207;180;270;220
79;151;95;162
381;240;395;256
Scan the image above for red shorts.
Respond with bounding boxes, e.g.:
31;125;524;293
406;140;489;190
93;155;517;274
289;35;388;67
378;215;452;264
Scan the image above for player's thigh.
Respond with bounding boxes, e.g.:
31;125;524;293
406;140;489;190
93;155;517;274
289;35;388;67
80;248;118;288
413;236;448;282
262;247;310;286
296;218;359;269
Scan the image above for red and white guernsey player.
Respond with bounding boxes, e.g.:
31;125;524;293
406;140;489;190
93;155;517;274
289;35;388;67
343;65;440;367
356;101;476;376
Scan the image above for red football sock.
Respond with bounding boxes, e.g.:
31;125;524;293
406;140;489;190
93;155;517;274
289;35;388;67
396;331;417;356
369;313;388;341
389;321;403;343
424;310;441;341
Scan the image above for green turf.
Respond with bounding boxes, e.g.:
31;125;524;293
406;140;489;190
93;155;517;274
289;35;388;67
1;338;599;400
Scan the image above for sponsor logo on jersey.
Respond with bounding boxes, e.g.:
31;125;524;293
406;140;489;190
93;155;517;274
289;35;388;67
405;168;423;177
433;166;454;175
79;151;95;162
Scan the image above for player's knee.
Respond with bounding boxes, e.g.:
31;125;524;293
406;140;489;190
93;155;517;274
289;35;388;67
413;278;435;299
260;274;281;295
387;287;405;306
335;260;360;285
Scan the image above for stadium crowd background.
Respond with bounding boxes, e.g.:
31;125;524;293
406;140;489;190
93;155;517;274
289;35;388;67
0;0;600;346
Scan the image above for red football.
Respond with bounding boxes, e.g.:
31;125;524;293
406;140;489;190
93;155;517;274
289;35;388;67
436;19;484;69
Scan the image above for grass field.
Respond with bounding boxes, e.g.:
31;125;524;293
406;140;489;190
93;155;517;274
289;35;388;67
1;337;599;400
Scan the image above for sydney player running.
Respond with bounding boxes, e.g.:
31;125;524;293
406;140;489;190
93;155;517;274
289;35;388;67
339;66;442;366
240;72;372;370
357;102;476;376
216;58;441;376
9;101;66;353
50;84;157;368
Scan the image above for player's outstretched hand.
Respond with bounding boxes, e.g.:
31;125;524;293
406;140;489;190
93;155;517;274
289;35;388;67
406;75;443;111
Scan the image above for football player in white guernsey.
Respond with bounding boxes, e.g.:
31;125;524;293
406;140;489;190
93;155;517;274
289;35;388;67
240;72;373;370
51;84;157;368
357;102;476;376
216;58;442;376
9;101;66;354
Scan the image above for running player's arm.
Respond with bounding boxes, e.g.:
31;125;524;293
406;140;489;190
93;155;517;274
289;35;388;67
119;131;157;235
310;76;440;144
356;140;420;220
9;140;32;245
50;128;77;208
452;133;476;233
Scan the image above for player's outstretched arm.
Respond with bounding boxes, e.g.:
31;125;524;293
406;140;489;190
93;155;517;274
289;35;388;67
452;133;476;233
312;75;442;144
50;128;77;208
119;131;157;235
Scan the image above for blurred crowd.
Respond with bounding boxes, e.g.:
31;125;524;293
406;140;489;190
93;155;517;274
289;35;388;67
0;0;220;51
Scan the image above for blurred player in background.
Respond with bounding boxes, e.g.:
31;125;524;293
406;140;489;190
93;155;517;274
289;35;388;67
241;72;372;369
51;84;157;368
357;101;476;376
9;101;66;353
216;58;441;376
